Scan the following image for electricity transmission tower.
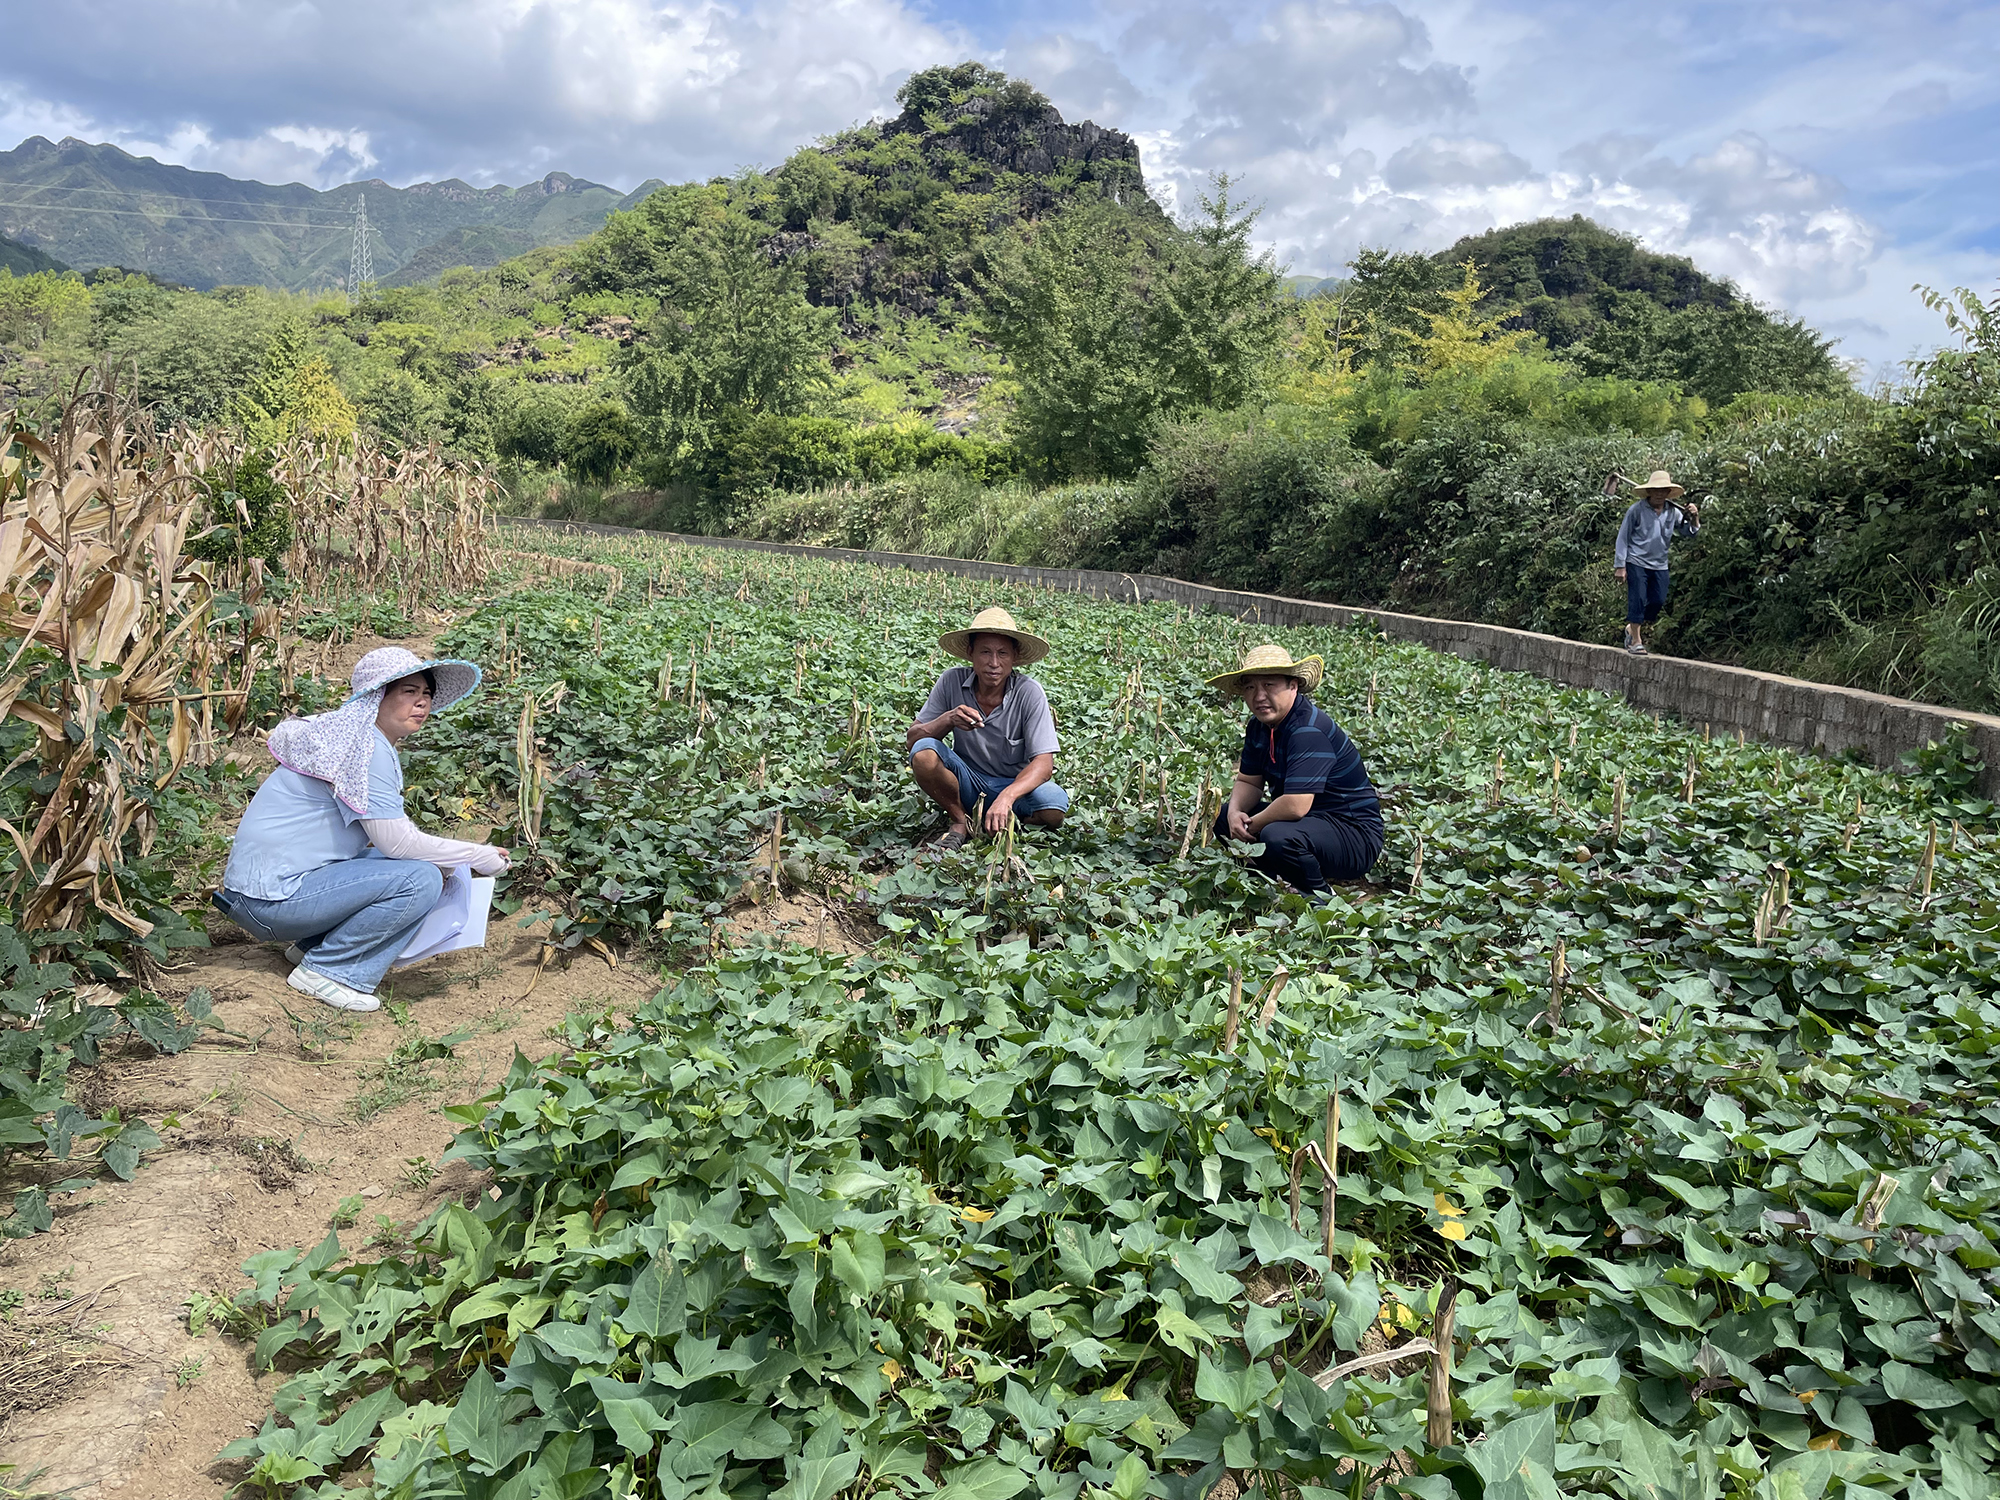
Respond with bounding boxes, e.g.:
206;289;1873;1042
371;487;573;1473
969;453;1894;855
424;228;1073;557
349;193;374;301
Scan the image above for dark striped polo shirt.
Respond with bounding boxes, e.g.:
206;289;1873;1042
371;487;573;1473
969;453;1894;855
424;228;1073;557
1240;693;1382;824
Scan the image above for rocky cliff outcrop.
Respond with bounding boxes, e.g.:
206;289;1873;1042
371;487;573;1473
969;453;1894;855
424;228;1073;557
882;95;1151;210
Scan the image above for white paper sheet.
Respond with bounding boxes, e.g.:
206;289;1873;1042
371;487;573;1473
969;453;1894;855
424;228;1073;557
393;864;496;968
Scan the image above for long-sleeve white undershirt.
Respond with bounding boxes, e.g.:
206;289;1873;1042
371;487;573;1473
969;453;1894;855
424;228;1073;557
361;818;509;874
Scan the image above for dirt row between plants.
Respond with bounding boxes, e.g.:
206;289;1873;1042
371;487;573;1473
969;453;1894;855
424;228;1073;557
0;616;870;1497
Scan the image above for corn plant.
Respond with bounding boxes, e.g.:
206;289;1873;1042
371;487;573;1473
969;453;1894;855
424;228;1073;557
0;370;273;943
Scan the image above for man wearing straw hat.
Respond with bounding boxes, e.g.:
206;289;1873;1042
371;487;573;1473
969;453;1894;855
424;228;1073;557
1613;469;1701;656
1208;644;1383;896
907;606;1067;850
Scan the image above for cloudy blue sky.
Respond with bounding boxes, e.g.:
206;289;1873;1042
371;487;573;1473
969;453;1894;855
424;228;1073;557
3;0;1994;375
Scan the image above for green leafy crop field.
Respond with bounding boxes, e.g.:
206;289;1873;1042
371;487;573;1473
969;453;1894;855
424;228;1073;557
221;536;2000;1500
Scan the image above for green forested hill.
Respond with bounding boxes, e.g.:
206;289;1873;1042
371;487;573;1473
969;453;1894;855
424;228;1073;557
1307;217;1847;408
0;233;64;276
0;136;662;290
1444;216;1845;402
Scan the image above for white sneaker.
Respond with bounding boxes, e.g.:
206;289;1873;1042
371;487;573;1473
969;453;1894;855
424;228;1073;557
283;944;306;967
287;966;381;1013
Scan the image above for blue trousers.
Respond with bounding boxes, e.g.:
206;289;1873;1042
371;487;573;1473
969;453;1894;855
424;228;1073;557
1214;807;1383;892
1626;565;1669;625
910;737;1069;820
221;857;444;995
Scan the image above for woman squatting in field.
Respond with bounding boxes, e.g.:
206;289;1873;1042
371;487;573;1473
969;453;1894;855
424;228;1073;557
213;647;511;1013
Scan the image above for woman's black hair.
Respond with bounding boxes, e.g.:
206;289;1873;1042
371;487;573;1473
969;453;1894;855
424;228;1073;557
392;670;437;696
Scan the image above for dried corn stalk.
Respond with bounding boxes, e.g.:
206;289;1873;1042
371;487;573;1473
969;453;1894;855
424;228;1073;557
0;372;268;944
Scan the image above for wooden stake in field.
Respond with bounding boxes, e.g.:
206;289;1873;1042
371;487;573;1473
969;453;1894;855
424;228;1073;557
1426;1278;1459;1449
1843;796;1862;852
1489;751;1505;809
1682;749;1697;804
657;653;674;703
1856;1171;1898;1279
1408;833;1424;894
1917;822;1937;906
1256;968;1290;1031
1549;756;1563;811
515;695;541;846
1222;968;1243;1055
1321;1092;1340;1264
1547;939;1567;1030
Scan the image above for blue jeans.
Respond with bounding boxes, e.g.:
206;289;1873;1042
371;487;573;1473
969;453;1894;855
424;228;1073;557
1626;565;1669;625
909;738;1069;821
221;857;444;995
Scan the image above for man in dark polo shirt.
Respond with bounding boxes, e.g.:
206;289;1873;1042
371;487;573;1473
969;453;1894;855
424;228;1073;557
1208;643;1383;895
907;606;1068;850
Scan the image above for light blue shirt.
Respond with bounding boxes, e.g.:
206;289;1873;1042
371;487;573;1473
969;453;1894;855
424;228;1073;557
222;731;406;900
1614;500;1699;571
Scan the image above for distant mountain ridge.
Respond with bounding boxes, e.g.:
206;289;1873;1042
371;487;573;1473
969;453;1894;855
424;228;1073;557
0;136;663;292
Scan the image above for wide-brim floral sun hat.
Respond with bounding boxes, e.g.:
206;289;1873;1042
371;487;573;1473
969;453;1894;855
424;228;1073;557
267;647;484;815
345;647;482;713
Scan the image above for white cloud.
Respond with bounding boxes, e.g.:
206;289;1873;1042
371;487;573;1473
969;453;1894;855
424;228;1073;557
1005;33;1145;124
0;0;963;188
1180;1;1472;151
80;124;382;190
1385;136;1530;189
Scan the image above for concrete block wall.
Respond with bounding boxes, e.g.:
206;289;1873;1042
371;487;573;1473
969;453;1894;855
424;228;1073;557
503;517;2000;795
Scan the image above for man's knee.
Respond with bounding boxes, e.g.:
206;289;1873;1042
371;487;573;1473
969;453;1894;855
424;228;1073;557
1259;819;1310;851
1027;808;1065;829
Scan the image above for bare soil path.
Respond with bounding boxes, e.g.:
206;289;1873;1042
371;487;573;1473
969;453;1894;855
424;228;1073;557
0;908;659;1499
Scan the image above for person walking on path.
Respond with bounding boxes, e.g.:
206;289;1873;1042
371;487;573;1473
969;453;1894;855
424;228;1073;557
1614;469;1701;655
213;647;511;1013
907;606;1068;850
1209;644;1383;898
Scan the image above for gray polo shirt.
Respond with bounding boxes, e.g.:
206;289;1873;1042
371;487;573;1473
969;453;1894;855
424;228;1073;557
918;668;1060;778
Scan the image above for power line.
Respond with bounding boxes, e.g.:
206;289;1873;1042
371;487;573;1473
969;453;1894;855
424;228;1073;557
0;181;355;223
0;198;354;232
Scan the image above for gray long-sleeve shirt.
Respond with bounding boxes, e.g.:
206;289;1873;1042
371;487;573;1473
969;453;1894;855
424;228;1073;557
1615;500;1699;571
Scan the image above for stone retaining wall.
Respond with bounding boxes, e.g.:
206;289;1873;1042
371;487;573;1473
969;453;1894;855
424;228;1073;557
502;516;2000;794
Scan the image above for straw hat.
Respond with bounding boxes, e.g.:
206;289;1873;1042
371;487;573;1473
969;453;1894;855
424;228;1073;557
1206;643;1324;696
1633;469;1685;499
938;606;1049;666
347;646;482;714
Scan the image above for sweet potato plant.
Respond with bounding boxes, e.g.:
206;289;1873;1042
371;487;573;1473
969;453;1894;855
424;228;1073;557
224;536;1999;1500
